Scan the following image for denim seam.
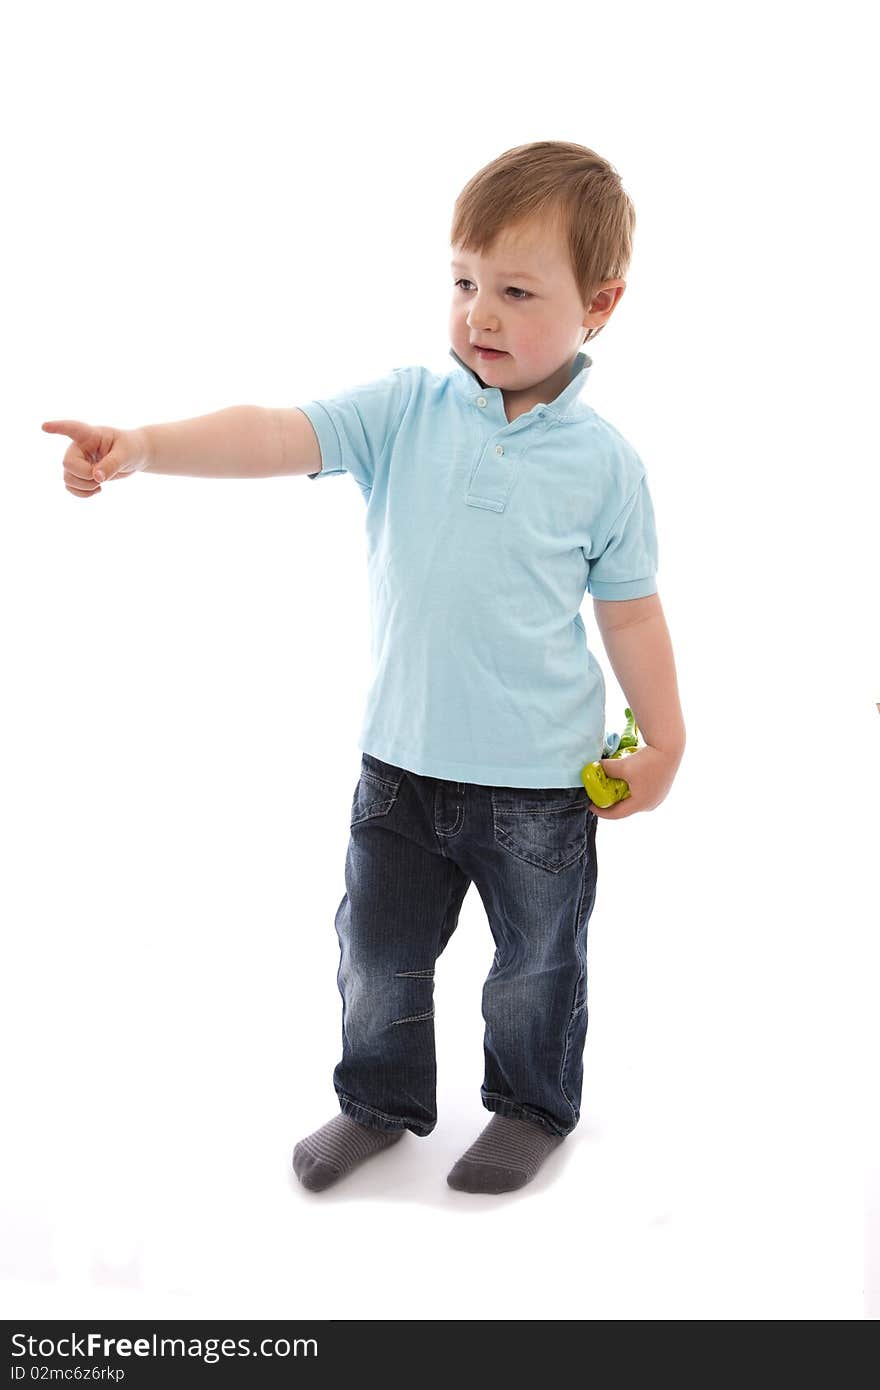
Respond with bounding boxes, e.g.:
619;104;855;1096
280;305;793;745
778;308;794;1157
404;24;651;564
360;755;406;795
351;772;402;825
492;823;586;875
558;856;591;1124
361;770;402;796
390;1007;435;1025
434;786;465;840
351;806;397;826
490;797;586;816
491;793;588;874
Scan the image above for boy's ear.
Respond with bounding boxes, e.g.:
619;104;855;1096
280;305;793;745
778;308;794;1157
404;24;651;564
584;280;626;334
594;280;626;313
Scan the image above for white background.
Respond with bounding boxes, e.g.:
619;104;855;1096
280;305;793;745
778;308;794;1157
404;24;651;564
2;0;876;1321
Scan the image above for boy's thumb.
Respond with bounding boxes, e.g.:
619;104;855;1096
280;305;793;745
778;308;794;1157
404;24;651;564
93;454;118;483
600;756;629;776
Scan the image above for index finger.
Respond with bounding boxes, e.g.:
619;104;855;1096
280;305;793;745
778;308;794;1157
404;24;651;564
42;420;90;441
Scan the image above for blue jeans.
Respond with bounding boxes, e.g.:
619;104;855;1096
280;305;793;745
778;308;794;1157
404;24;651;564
330;753;599;1139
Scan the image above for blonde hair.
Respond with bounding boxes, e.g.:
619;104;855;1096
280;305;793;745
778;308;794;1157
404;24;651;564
450;140;636;343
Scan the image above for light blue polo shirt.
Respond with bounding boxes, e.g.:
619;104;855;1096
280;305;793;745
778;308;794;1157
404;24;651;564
299;346;658;787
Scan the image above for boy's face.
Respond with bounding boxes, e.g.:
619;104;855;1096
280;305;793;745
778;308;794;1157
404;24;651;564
449;214;625;410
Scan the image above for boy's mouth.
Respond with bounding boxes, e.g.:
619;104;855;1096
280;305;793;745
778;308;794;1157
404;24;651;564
474;346;508;359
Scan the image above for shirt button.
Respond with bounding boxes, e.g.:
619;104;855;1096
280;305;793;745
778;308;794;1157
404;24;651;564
476;396;487;407
495;444;504;456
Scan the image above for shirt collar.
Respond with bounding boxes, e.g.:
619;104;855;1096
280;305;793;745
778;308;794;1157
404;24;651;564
447;345;593;419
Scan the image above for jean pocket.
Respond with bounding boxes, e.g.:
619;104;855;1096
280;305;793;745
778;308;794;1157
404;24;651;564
491;786;589;873
350;753;406;826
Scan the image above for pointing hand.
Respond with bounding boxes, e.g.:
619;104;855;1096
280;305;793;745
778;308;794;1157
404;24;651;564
42;419;150;497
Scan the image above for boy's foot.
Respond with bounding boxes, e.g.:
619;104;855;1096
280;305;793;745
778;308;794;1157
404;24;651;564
292;1113;405;1191
446;1114;564;1193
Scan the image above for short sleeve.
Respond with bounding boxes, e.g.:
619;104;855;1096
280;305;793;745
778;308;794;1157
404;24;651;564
297;366;414;494
585;474;659;599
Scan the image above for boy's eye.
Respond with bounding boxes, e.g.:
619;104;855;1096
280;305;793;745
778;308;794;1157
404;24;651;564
453;278;531;301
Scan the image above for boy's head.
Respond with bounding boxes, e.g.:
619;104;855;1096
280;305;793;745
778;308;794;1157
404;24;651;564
449;141;635;404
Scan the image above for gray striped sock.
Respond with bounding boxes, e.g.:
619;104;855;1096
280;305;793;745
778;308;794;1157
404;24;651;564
447;1114;564;1193
293;1113;404;1191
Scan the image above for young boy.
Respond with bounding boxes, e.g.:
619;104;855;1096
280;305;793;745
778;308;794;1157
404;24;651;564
44;141;686;1196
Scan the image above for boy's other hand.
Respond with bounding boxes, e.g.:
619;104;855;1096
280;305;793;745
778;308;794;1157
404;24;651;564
42;419;151;497
589;744;682;819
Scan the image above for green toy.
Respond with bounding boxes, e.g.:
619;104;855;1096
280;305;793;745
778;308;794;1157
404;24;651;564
581;707;640;807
